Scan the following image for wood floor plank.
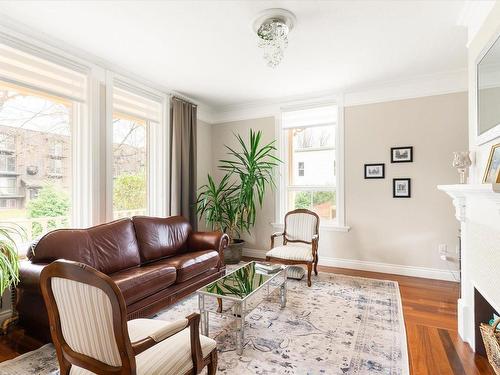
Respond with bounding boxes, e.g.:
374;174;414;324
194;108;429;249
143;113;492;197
438;328;467;375
406;323;430;375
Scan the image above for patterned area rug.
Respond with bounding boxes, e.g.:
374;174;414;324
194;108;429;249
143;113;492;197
0;269;408;375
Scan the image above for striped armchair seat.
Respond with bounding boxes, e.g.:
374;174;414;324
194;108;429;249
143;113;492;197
266;209;320;287
266;245;314;262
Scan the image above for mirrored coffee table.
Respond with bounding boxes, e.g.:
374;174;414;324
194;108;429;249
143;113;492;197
197;261;287;355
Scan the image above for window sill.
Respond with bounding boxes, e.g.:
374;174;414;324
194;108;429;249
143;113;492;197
271;222;351;232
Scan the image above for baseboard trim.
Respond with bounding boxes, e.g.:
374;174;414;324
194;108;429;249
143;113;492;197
243;248;460;282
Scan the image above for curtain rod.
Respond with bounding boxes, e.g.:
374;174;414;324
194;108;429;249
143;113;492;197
172;95;198;107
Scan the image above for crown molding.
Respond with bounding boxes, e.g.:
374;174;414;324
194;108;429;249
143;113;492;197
211;69;468;124
343;68;468;107
457;0;496;47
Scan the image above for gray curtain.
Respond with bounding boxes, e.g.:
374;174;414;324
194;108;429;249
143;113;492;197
169;97;197;230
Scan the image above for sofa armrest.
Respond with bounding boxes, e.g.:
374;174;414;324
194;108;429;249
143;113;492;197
188;231;229;253
18;260;49;292
188;231;229;270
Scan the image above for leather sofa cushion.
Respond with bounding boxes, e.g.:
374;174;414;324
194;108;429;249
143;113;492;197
161;250;219;283
29;219;141;275
133;216;192;262
110;263;177;305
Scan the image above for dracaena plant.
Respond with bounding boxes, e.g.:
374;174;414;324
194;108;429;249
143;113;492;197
0;224;23;295
196;129;281;242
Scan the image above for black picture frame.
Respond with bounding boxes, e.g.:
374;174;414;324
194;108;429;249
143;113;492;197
364;163;385;179
393;178;411;198
391;146;413;163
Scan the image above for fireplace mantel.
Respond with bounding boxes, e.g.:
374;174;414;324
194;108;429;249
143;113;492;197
438;183;500;349
438;183;500;222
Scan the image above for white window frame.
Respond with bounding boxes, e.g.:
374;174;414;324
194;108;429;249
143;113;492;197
105;72;169;221
275;100;349;232
0;30;99;230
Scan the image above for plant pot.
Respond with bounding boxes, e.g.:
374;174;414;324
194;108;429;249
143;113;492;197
224;239;245;264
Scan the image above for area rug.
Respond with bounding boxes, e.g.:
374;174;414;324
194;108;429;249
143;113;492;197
0;269;408;375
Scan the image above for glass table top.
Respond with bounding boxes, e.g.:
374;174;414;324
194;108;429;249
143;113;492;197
198;261;285;301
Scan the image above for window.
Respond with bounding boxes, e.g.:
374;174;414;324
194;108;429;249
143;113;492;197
50;141;64;157
112;115;148;218
0;198;16;209
111;83;161;219
0;133;15;152
298;161;305;176
0;154;16;173
280;105;340;224
0;177;16;195
48;158;63;175
0;40;88;242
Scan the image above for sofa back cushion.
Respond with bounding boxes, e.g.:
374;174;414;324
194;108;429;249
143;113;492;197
28;219;141;274
132;216;192;262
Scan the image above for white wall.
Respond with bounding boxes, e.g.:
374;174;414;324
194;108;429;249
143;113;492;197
210;92;468;280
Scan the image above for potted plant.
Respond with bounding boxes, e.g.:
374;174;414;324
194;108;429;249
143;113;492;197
0;224;23;333
0;225;21;295
196;129;280;264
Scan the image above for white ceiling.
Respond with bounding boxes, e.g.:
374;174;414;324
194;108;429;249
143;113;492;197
0;1;468;109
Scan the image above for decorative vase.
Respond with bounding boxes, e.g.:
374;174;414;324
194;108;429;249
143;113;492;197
224;239;245;264
452;151;472;184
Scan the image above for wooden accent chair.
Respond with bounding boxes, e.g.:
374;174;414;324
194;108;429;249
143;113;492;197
40;260;218;375
265;209;320;287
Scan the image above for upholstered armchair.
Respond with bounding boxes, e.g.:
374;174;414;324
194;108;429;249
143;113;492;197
265;209;320;287
40;260;218;375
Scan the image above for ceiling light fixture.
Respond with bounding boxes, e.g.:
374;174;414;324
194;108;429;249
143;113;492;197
253;9;296;68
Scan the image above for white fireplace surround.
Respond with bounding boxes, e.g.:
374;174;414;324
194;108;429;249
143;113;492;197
438;183;500;350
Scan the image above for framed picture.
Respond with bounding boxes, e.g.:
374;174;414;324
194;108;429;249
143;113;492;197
483;143;500;183
364;163;385;179
393;178;411;198
391;146;413;163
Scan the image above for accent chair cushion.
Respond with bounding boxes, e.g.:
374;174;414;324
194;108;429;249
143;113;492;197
285;212;318;242
135;327;216;375
69;319;216;375
28;219;141;274
161;250;220;283
266;245;314;262
287;265;306;280
110;263;177;305
132;216;192;262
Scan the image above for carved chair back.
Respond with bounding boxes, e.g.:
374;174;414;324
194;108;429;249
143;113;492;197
283;209;320;245
40;260;136;375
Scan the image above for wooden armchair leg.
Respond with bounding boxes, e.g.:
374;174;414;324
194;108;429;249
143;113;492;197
314;256;318;276
307;263;312;287
207;349;218;375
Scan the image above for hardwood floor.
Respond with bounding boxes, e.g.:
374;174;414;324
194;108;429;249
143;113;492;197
0;263;495;374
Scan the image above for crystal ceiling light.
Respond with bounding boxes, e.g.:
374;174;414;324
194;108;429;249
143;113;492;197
253;9;296;68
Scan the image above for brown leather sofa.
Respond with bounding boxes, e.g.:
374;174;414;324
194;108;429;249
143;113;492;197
16;216;228;342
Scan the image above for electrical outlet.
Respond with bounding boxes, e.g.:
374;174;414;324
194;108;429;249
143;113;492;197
440;254;448;261
438;244;448;255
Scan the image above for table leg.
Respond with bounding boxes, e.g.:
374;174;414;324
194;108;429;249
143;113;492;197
204;310;210;336
234;301;244;355
280;269;287;308
217;297;222;313
199;294;208;336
